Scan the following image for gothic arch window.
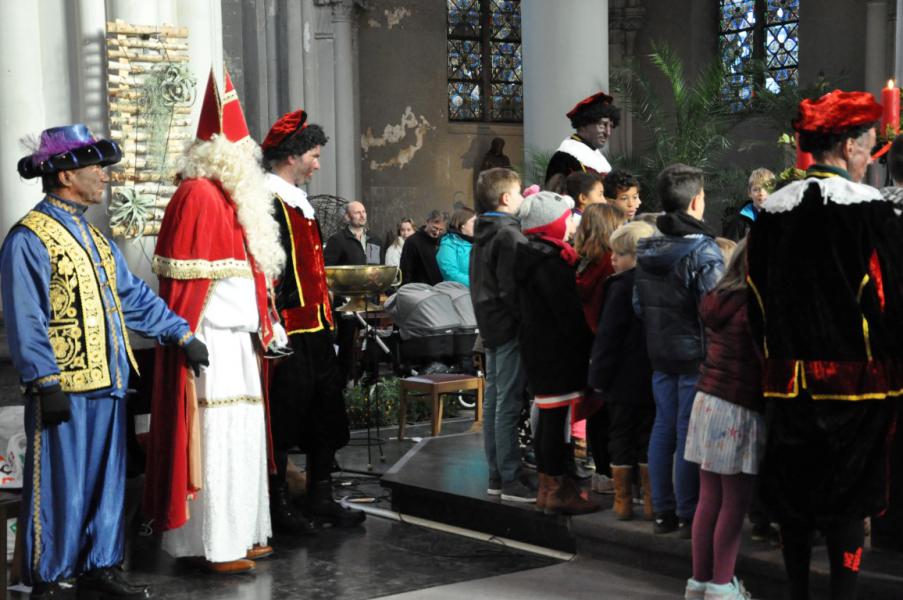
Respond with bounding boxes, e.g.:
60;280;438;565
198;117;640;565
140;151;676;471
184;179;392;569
447;0;523;122
720;0;799;111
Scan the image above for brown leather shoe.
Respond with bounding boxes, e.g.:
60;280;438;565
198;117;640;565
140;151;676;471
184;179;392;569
203;558;256;574
611;465;634;521
246;544;274;560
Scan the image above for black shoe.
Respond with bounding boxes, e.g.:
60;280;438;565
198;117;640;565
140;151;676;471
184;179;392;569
31;582;67;598
307;481;366;527
653;510;679;534
270;482;317;536
77;568;150;599
677;518;693;539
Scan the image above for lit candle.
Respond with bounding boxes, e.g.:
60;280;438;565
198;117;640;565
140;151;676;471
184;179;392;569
795;132;814;171
881;79;900;136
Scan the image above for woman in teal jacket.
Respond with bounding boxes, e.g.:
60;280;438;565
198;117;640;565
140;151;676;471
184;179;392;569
437;205;475;287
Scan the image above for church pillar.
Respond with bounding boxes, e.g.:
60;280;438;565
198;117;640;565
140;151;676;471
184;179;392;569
177;0;225;129
0;2;46;238
331;0;360;202
522;0;609;181
865;0;889;100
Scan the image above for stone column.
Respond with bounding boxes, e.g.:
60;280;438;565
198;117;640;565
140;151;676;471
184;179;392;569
0;3;46;238
866;0;889;100
896;0;903;82
285;0;306;110
331;0;359;202
608;0;645;159
177;0;225;130
522;0;609;178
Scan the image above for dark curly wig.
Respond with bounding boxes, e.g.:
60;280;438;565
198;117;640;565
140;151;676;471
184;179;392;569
262;124;329;168
570;102;621;130
797;122;877;157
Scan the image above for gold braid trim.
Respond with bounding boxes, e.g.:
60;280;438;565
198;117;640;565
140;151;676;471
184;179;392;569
31;401;43;570
20;211;112;393
197;395;263;408
177;331;194;347
87;224;139;377
152;256;253;281
34;374;61;388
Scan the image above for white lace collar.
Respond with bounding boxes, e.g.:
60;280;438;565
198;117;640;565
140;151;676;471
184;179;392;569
266;172;315;219
556;137;612;174
763;176;883;213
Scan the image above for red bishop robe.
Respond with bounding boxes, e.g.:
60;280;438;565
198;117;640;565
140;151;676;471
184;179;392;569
144;177;275;532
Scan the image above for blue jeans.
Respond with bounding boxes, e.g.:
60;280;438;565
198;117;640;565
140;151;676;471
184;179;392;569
648;371;700;520
484;338;526;483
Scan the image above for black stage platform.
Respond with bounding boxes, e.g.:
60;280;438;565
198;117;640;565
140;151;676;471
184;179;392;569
382;432;903;600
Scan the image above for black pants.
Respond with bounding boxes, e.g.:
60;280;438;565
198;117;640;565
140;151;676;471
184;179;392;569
586;405;611;473
780;520;864;600
535;406;569;476
335;316;361;384
606;403;655;466
273;446;333;486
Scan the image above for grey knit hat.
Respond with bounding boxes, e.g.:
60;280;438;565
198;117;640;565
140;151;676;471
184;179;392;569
518;191;575;231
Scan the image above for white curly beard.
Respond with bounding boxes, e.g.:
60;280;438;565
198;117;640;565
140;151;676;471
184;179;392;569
177;135;286;279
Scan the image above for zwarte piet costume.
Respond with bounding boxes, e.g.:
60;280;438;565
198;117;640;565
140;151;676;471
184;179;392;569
747;89;903;597
545;91;616;184
1;125;192;588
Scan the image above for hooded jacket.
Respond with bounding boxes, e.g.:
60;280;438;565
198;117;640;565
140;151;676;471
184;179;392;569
470;213;527;348
696;289;763;411
633;211;724;374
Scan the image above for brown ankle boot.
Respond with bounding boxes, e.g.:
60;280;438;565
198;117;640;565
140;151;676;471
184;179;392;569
536;473;551;510
545;475;601;515
611;465;634;521
639;463;654;521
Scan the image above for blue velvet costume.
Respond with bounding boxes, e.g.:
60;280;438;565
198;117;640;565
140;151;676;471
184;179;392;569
0;195;191;585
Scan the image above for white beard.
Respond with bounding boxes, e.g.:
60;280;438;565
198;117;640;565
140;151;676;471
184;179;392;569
177;135;286;279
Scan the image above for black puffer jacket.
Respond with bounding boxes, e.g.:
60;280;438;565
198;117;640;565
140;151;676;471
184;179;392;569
470;213;527;348
514;237;593;395
633;212;724;374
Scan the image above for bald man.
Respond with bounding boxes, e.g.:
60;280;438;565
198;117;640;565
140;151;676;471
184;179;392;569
324;201;382;266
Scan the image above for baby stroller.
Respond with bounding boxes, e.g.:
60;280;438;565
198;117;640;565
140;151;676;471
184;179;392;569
384;282;479;376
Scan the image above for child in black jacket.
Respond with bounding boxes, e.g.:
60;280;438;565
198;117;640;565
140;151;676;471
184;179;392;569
588;221;657;521
514;191;599;515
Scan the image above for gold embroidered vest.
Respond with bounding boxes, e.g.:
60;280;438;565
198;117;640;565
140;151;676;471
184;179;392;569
19;210;137;393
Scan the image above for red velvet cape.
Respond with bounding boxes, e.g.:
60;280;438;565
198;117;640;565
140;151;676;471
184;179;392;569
143;177;275;532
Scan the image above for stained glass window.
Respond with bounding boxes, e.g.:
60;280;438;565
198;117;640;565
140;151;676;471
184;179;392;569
448;0;522;122
719;0;799;111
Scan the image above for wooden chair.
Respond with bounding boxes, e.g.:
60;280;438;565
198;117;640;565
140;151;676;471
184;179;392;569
398;373;483;438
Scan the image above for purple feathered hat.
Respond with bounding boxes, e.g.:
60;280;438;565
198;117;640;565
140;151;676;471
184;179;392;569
17;124;121;179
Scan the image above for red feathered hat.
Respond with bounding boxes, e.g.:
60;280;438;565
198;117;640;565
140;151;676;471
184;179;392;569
566;91;614;120
195;67;250;143
792;90;883;134
261;109;309;151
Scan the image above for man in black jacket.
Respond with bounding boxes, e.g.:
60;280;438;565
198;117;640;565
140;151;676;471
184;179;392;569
399;210;447;286
324;201;382;383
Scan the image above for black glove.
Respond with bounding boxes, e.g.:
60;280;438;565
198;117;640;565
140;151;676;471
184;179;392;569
182;338;210;377
39;384;71;428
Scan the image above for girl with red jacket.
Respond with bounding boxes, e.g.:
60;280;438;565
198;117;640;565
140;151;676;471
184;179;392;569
682;238;765;600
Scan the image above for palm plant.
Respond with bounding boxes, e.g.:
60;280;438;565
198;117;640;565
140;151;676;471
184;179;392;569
612;41;742;208
614;41;737;173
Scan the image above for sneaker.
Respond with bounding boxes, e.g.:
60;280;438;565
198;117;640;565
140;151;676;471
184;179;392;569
750;522;770;542
654;510;678;534
500;479;537;503
591;472;615;494
703;577;752;600
678;518;693;539
487;475;502;496
685;578;708;600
